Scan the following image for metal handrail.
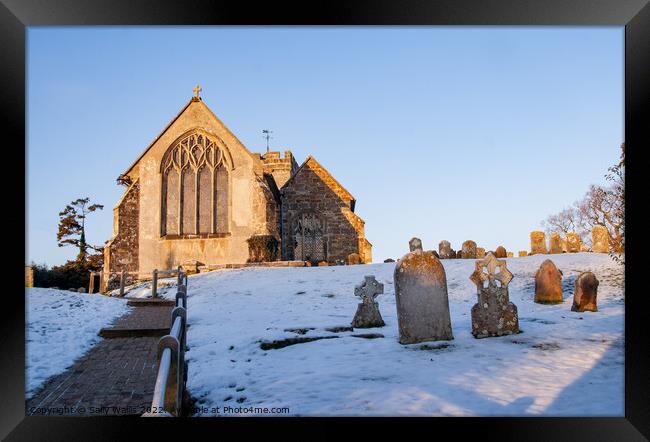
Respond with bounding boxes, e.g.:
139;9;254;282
143;271;188;417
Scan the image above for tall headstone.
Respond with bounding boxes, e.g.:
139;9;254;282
438;240;453;259
534;259;563;304
351;275;385;328
469;253;519;338
571;272;599;312
394;251;453;344
566;233;582;253
495;246;507;258
476;247;486;258
461;240;477;259
530;231;547;255
409;237;423;252
592;226;609;253
549;233;562;254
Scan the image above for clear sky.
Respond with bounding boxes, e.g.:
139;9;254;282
26;26;623;266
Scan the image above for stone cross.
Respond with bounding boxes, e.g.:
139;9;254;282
469;253;519;338
354;275;384;305
351;275;385;328
193;84;202;98
469;253;513;292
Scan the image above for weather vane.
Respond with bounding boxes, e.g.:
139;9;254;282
262;129;273;153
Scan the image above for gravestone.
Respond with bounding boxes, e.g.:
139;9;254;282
318;261;329;266
530;231;547;255
455;250;462;259
561;238;568;253
77;287;86;293
347;253;361;265
506;252;513;258
495;246;507;258
394;251;453;344
409;237;423;252
518;250;528;257
534;259;563;304
592;226;609;253
384;258;395;263
566;233;582;253
438;240;453;259
469;253;519;338
571;272;599;312
549;233;562;254
580;244;590;252
461;240;477;259
351;275;385;328
427;250;440;259
476;247;486;258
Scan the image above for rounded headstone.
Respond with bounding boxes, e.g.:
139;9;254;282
506;252;513;258
384;258;395;263
571;272;599;312
534;259;563;304
394;251;453;344
461;240;477;259
409;237;423;252
495;246;507;258
438;240;452;259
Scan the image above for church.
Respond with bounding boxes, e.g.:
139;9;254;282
102;88;371;287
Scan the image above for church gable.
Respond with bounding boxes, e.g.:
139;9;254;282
282;156;356;210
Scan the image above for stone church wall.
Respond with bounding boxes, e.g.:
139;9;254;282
104;180;140;279
281;159;368;264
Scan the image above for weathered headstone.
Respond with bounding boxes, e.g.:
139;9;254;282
518;250;528;257
476;247;486;258
495;246;507;258
461;240;477;259
409;237;423;252
592;226;609;253
394;251;453;344
534;259;563;304
549;233;562;254
351;275;385;328
318;261;329;266
456;250;463;259
469;253;519;338
530;231;547;255
438;240;453;259
347;253;361;265
506;252;513;258
384;258;395;263
571;272;599;312
566;232;582;253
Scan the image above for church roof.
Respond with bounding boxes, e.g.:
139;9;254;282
120;96;253;177
282;155;357;211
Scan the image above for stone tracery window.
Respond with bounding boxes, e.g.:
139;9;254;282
161;130;233;237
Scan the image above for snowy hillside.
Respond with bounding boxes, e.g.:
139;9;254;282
162;253;624;416
25;288;129;398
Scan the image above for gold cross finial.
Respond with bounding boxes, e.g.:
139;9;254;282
193;84;202;98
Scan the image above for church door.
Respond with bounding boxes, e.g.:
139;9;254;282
293;213;326;263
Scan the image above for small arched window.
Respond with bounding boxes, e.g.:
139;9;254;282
161;130;233;237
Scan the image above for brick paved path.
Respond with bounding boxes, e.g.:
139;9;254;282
26;304;173;416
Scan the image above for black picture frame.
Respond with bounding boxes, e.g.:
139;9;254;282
3;0;648;439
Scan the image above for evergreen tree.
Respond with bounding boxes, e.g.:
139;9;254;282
56;198;104;262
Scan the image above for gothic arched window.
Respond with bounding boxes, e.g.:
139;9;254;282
161;130;233;237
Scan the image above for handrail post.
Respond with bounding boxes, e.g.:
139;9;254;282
119;270;126;297
152;269;158;298
177;266;183;286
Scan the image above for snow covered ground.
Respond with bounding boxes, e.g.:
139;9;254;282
163;253;624;416
25;288;129;398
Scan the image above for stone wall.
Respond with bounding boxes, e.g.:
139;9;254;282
281;157;369;264
104;180;140;281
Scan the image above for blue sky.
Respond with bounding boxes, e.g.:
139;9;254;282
26;27;623;266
